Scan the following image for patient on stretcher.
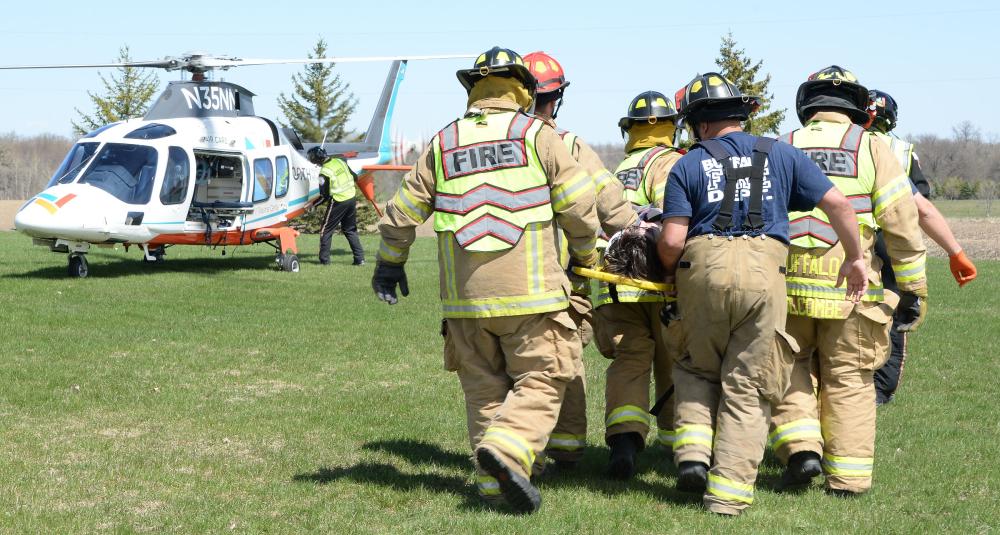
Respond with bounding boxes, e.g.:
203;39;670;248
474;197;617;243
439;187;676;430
602;207;665;283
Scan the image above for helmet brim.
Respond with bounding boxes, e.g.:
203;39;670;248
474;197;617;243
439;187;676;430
680;96;759;122
456;64;537;94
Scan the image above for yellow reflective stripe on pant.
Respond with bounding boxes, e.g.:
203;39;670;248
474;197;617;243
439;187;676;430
707;473;754;504
892;257;926;283
673;424;714;449
481;427;536;473
547;433;586;452
441;290;568;319
657;429;675;448
606;405;651;428
477;474;501;496
768;418;822;449
822;453;874;478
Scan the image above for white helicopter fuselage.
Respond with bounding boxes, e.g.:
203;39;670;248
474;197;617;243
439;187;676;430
13;115;350;248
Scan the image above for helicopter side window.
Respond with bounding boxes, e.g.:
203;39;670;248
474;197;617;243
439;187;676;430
160;147;191;205
253;158;273;203
275;156;289;198
191;153;244;204
47;142;100;188
77;143;158;205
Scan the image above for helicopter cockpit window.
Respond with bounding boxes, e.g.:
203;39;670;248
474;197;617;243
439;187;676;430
275;156;289;198
160;147;191;205
125;123;177;140
253;158;273;203
78;143;158;205
81;122;120;139
47;142;99;187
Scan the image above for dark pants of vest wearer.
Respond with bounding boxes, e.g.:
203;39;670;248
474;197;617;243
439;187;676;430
671;234;793;516
319;197;364;265
872;231;907;404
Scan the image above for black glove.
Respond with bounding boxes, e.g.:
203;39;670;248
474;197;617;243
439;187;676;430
659;301;680;327
895;292;926;332
372;262;409;305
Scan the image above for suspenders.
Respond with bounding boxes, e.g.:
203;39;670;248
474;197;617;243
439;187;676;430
695;136;776;232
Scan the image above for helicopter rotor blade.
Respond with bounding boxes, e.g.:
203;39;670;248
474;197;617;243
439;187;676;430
0;59;179;70
204;54;476;69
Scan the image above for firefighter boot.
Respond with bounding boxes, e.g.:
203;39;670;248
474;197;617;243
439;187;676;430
677;461;708;492
781;451;822;489
607;432;642;480
476;448;541;514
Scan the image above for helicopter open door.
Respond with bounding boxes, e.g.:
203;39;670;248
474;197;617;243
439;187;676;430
186;151;252;235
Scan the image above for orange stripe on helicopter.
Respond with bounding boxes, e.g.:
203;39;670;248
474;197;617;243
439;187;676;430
55;193;77;207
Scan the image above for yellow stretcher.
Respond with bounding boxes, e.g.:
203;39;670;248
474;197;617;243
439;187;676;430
571;266;674;293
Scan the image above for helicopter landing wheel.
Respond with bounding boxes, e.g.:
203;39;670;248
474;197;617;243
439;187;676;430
280;254;300;273
68;254;89;278
143;246;166;264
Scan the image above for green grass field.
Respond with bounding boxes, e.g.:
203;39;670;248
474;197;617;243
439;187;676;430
0;232;997;533
933;199;997;219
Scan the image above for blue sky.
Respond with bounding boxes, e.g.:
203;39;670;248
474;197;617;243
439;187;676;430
1;0;997;145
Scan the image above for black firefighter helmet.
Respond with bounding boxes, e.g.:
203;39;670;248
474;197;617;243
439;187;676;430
456;46;537;96
675;72;759;125
307;146;329;165
869;89;899;133
618;90;678;134
795;65;870;125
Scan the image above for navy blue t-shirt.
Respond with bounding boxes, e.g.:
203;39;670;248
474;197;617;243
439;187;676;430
662;132;834;244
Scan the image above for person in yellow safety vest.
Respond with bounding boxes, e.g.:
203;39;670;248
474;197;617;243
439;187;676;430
523;51;637;475
867;88;977;406
371;46;600;514
769;66;928;496
307;146;365;265
595;89;685;480
658;71;869;516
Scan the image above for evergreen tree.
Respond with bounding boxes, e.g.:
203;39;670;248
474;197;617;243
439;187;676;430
278;38;357;143
72;46;160;136
714;32;785;136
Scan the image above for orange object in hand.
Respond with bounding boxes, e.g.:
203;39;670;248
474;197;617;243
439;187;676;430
949;250;977;287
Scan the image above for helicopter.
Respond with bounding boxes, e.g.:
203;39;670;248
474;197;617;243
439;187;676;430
6;52;470;277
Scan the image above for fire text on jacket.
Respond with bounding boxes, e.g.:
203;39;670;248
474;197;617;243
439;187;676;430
443;140;528;180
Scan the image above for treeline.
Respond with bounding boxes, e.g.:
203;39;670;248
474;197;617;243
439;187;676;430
0;128;997;202
0;133;72;200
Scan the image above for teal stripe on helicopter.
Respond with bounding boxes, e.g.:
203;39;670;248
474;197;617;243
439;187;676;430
289;188;321;207
245;209;287;225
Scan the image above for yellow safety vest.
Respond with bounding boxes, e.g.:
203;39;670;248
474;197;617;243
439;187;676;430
321;158;357;202
614;146;675;207
781;121;885;310
432;111;552;252
872;131;914;176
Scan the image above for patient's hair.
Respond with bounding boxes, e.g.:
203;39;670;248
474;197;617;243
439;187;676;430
603;226;664;282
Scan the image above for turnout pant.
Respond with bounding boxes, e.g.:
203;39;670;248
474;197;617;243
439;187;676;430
596;301;680;448
672;235;794;515
770;301;893;493
319;197;364;264
442;310;581;498
544;295;593;464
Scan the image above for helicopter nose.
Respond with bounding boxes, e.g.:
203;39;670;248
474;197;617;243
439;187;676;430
14;195;108;241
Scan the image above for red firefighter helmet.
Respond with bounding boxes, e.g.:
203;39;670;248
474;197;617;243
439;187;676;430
524;51;570;94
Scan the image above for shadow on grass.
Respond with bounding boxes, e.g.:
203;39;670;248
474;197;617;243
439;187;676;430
295;438;702;510
2;250;325;279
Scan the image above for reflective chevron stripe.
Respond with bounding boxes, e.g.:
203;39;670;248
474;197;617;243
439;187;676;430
435;184;550;215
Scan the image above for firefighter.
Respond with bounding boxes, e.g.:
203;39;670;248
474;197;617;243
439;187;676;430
371;46;600;514
769;67;928;496
595;91;682;480
307;146;365;266
867;89;977;405
658;71;868;516
523;51;636;472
